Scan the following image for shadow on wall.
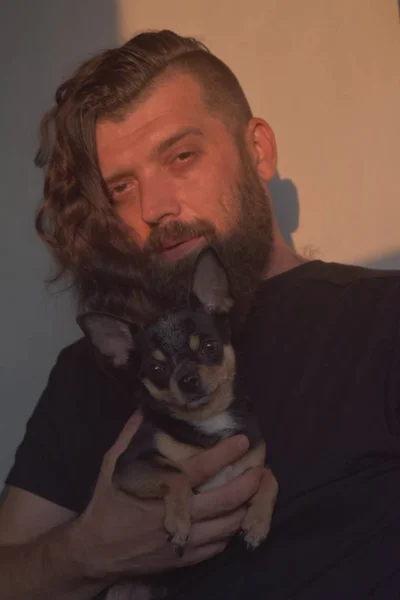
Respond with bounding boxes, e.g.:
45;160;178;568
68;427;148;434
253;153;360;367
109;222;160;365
0;1;118;485
362;251;400;271
268;171;400;272
269;170;300;249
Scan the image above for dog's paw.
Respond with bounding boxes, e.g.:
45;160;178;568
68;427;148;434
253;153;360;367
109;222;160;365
166;529;188;557
240;525;269;551
104;580;153;600
172;534;188;557
240;509;271;551
164;515;190;557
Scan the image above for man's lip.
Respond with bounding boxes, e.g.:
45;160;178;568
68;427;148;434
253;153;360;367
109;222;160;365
161;234;197;250
161;236;204;262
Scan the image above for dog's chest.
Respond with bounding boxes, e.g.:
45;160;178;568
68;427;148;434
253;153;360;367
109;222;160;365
191;411;239;439
191;411;256;493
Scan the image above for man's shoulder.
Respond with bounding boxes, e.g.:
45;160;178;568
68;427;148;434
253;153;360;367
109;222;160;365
52;335;111;385
299;260;400;310
56;335;94;369
252;259;400;338
283;259;400;287
29;337;99;424
258;259;400;301
41;337;95;398
302;259;400;287
50;333;136;407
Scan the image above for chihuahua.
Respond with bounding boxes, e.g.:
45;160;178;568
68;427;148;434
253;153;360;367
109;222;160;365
77;245;278;600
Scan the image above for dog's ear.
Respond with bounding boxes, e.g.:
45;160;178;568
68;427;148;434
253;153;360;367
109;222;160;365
76;311;139;368
190;245;234;314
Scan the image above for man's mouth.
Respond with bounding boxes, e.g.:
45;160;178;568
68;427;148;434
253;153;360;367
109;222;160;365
161;236;204;262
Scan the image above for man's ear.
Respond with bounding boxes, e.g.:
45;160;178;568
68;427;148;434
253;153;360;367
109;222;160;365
190;245;234;314
76;311;139;368
245;117;277;182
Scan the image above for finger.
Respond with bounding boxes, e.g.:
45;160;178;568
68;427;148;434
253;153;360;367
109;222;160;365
188;508;247;546
182;541;228;566
192;467;262;522
101;411;143;481
183;435;249;487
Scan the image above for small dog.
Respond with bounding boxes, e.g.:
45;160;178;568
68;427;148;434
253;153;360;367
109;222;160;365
77;245;278;599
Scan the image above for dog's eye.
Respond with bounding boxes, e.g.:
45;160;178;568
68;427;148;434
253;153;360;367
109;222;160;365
200;340;220;358
149;362;166;375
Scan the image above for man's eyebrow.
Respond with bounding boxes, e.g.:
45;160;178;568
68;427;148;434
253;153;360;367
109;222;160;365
151;127;204;158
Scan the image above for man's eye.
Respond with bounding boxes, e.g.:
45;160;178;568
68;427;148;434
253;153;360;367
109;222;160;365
174;151;196;163
112;182;131;195
111;181;136;197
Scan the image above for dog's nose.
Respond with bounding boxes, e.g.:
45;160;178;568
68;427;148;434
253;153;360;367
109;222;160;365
176;363;201;394
180;373;200;394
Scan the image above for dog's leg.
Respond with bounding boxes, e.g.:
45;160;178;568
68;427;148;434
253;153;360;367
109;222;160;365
198;441;278;549
164;472;193;556
114;457;193;556
240;464;278;550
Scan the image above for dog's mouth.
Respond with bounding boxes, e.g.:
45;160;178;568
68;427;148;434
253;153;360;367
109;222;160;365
181;382;220;410
185;395;210;409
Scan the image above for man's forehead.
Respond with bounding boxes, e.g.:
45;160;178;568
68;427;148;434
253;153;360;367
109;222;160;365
95;77;214;175
96;73;208;141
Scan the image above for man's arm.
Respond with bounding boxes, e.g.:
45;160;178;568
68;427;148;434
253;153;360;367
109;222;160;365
0;487;76;544
0;416;261;600
0;487;112;600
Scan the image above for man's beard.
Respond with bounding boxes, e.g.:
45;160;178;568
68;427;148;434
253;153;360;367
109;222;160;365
140;152;273;309
79;151;273;326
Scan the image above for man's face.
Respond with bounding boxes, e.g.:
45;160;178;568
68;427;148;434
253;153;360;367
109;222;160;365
96;72;275;300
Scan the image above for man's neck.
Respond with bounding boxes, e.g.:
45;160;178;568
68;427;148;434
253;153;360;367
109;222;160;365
265;243;307;280
261;193;309;280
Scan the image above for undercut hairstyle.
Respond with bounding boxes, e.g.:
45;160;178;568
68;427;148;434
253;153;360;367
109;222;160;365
34;30;253;282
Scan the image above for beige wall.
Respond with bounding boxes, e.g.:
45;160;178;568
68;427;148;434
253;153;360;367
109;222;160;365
117;0;400;267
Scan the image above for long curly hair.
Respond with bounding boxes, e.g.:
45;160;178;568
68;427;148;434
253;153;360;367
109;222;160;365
34;30;253;292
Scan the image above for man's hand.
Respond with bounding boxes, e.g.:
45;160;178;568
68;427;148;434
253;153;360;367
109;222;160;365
72;411;262;581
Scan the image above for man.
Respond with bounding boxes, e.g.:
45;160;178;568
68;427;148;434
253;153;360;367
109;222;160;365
1;29;400;600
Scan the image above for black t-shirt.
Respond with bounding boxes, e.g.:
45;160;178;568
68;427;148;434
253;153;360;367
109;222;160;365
6;260;400;599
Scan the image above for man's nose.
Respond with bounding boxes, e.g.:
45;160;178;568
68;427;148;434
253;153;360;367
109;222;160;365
140;177;181;225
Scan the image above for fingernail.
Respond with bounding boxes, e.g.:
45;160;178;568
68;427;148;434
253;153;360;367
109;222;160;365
237;435;249;452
